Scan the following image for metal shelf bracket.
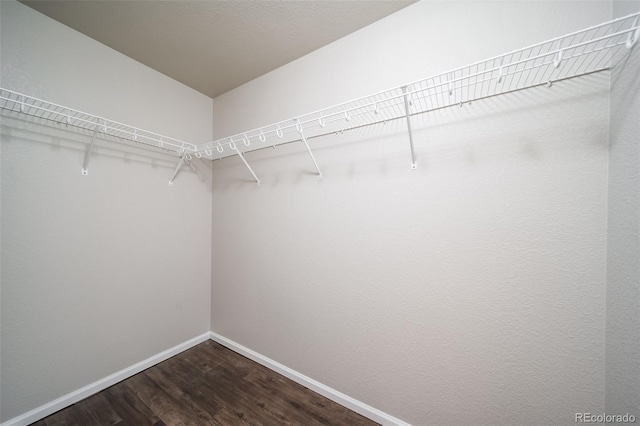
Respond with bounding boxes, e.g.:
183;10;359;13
296;119;323;179
81;127;100;175
231;142;261;186
627;17;639;49
168;155;186;186
402;86;417;170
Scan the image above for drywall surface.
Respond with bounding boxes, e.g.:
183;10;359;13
0;1;213;422
606;0;640;417
211;2;611;425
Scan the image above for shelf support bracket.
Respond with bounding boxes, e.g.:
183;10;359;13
232;143;261;186
169;155;186;186
296;120;323;179
402;86;417;169
626;17;639;49
81;127;100;175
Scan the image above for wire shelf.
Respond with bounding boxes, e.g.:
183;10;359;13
0;88;198;156
1;13;638;185
198;12;640;160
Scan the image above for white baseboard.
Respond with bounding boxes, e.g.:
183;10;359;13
209;331;411;426
2;332;409;426
1;332;210;426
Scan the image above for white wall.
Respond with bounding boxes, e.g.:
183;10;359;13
0;1;213;422
211;2;612;425
606;0;640;416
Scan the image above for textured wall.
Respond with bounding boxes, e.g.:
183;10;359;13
606;0;640;417
0;1;213;421
211;2;611;425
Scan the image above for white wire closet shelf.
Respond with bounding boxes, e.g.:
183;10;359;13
197;12;640;184
0;88;198;183
0;89;198;156
1;12;638;185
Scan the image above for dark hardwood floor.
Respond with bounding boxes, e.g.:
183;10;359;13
32;340;378;426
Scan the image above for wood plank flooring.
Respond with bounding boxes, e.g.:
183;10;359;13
32;340;378;426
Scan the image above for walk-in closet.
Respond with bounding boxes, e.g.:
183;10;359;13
1;1;639;425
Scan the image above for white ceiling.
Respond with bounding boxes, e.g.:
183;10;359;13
21;0;415;98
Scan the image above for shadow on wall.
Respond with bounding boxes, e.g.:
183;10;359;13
609;44;639;145
0;111;213;189
210;72;610;193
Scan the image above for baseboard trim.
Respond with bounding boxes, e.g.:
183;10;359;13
1;332;210;426
2;332;409;426
209;331;411;426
